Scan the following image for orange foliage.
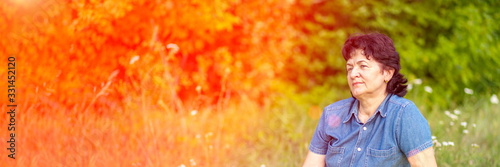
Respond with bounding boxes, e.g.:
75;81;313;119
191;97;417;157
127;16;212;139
0;0;299;165
2;0;297;112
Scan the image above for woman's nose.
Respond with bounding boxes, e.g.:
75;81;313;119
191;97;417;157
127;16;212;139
350;68;360;78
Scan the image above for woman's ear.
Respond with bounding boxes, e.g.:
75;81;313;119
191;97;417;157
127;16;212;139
384;68;395;81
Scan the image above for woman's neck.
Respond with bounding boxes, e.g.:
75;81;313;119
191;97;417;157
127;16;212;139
357;93;388;123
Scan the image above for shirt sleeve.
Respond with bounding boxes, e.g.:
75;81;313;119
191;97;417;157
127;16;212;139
308;109;332;155
396;102;433;158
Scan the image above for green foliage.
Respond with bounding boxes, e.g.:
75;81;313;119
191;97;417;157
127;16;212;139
287;0;500;109
390;0;500;106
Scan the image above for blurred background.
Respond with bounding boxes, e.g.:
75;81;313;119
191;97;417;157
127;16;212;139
1;0;499;166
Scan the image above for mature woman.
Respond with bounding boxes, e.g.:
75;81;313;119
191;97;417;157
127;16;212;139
303;33;437;167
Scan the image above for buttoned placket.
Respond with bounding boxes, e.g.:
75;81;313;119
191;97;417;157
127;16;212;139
349;121;369;167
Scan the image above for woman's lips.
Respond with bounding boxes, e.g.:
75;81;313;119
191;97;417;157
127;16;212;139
352;82;363;86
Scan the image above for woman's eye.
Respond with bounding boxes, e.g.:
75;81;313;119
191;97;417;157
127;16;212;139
361;65;368;68
347;68;353;71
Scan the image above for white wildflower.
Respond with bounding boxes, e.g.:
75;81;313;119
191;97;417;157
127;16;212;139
166;43;180;54
454;110;461;115
442;141;455;146
464;88;474;95
463;130;469;134
444;110;451;115
424;86;433;93
460;122;467;127
196;85;202;93
414;78;422;85
432;136;441;147
190;159;197;166
471;143;479;148
191;110;198;116
491;94;499;104
445;112;458;120
178;164;186;167
260;164;267;167
450;121;455;126
407;84;413;90
205;132;213;138
129;55;140;65
472;123;477;128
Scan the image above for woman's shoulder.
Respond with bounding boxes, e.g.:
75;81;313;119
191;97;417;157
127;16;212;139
388;94;417;108
324;97;355;113
387;95;422;116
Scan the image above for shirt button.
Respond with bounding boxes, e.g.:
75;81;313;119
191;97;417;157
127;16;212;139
363;127;367;131
357;147;361;152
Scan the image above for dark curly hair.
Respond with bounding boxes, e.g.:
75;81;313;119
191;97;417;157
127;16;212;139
341;33;408;97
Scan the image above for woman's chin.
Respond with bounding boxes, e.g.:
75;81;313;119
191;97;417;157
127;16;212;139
350;90;364;97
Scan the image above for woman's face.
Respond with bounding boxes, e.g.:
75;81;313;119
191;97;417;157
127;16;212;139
346;49;392;99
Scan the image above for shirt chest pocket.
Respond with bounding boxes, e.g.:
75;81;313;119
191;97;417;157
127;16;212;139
367;146;397;157
366;146;400;166
326;144;345;167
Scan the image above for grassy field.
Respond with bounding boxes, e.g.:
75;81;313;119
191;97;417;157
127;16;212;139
1;82;498;166
242;90;500;166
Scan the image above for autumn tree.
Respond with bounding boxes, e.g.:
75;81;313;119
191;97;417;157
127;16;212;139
2;0;297;113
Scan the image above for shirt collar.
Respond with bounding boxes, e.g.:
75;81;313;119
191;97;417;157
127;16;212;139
343;94;393;124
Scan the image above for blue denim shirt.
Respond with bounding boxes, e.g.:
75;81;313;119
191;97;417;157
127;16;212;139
309;94;433;167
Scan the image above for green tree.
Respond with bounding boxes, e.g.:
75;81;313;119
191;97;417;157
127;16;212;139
288;0;500;108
